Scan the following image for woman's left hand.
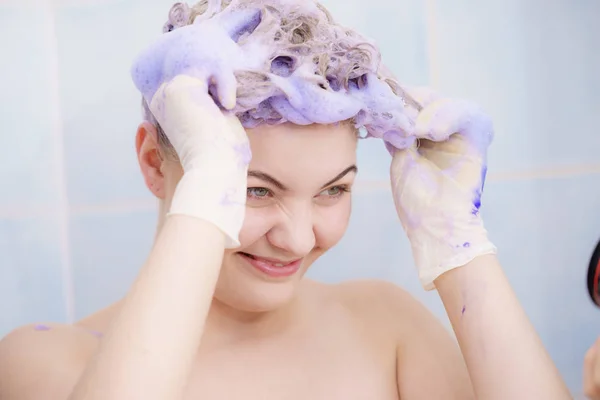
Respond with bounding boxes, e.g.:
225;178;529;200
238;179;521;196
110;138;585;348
388;88;497;290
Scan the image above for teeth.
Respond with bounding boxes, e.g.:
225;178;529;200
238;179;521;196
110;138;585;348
240;253;292;267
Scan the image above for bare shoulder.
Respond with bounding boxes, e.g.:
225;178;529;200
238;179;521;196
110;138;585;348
0;323;99;400
332;279;426;325
331;279;475;399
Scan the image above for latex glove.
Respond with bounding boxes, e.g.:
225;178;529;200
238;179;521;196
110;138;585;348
131;13;256;248
389;88;497;290
585;338;600;400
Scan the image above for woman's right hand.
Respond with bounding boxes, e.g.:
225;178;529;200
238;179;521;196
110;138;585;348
151;75;250;248
131;12;258;247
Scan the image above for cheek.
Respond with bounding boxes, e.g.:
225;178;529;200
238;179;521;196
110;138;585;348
237;198;352;249
314;199;352;249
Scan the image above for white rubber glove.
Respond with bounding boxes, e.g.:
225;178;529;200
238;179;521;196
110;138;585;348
151;75;250;248
390;88;497;290
132;16;255;248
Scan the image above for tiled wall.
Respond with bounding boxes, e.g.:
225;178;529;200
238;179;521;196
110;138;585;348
1;0;599;395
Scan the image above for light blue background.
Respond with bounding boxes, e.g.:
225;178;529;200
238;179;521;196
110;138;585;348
1;0;599;396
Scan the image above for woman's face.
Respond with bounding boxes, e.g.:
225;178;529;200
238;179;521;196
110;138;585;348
140;121;358;312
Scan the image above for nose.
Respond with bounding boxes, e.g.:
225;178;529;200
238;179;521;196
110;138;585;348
267;203;316;257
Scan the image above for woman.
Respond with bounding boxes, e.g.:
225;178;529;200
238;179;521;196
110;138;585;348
0;1;571;399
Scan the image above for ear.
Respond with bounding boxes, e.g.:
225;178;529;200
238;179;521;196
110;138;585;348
135;122;167;199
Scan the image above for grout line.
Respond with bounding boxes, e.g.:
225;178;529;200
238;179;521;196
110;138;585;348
490;163;600;182
43;2;76;324
1;163;600;220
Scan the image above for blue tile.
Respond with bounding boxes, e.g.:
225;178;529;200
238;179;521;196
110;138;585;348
322;0;431;181
54;0;429;193
307;187;449;324
0;8;62;208
431;0;600;171
483;173;600;391
312;171;600;393
0;216;67;337
69;209;156;318
54;1;172;205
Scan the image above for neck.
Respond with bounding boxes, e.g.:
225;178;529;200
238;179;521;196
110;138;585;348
153;206;306;346
155;200;169;240
202;294;304;347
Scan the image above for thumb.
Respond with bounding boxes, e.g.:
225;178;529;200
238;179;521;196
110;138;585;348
390;145;438;198
390;144;445;227
390;145;420;178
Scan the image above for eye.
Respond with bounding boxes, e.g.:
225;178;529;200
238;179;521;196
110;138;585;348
247;187;272;199
317;185;350;199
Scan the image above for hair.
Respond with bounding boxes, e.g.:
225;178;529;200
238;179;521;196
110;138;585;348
142;0;413;158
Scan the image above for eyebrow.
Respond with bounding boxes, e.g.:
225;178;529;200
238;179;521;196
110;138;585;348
247;165;358;191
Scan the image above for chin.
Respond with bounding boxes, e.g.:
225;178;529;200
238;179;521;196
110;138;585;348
212;252;313;313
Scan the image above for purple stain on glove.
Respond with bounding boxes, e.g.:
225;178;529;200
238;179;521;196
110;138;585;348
472;192;481;215
233;142;252;168
480;165;488;190
220;188;245;207
471;165;488;214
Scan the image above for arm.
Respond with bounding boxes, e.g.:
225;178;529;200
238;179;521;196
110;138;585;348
69;71;249;399
391;285;475;399
69;70;249;399
435;255;571;399
69;217;225;400
389;88;570;399
0;324;96;400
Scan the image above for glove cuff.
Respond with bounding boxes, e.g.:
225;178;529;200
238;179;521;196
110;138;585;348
168;168;246;249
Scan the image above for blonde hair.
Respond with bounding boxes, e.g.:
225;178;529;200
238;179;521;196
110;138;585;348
142;0;412;156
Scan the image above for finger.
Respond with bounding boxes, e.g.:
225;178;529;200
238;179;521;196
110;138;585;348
384;141;397;157
405;86;440;108
383;131;416;154
584;341;600;399
419;136;486;196
390;145;441;208
390;144;420;178
213;69;238;110
414;98;467;142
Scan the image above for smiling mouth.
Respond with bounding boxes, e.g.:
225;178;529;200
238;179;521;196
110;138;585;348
238;252;296;267
237;252;303;278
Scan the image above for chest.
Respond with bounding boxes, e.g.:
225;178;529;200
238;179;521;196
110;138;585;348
183;329;399;400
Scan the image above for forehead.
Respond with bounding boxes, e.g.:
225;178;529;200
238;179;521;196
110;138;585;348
246;122;358;184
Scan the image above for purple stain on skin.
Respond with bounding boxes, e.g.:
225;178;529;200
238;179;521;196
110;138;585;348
462;242;470;248
89;330;104;338
461;305;466;316
33;324;51;331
